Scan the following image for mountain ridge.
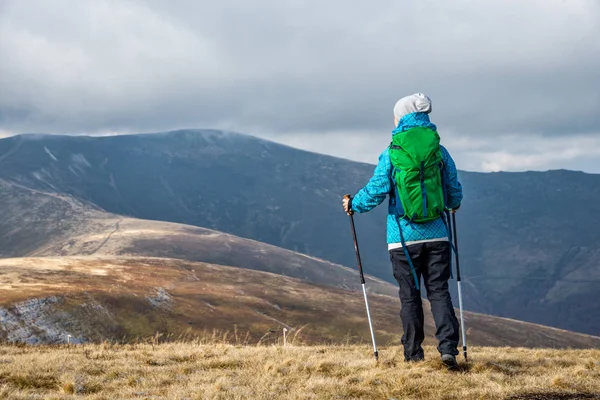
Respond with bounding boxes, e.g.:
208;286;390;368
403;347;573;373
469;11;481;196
12;130;600;176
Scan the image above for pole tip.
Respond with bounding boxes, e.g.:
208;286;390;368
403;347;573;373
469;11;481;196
374;351;379;361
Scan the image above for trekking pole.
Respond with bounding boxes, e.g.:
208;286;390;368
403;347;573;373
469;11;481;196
451;212;468;362
344;195;379;361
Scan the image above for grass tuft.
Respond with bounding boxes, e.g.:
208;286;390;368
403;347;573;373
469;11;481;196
0;372;58;390
62;381;75;394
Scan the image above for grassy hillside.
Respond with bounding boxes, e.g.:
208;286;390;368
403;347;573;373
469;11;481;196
1;180;600;349
0;343;598;399
0;256;402;345
1;257;599;349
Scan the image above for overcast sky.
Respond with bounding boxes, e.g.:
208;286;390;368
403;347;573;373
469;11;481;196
1;0;599;172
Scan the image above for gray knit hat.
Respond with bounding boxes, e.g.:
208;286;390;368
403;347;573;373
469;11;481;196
393;93;432;120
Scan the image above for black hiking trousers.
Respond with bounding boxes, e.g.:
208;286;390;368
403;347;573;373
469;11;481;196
389;240;459;361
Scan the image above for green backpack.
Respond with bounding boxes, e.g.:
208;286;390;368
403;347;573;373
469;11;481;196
389;126;445;223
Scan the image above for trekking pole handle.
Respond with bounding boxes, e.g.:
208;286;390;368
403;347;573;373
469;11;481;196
343;194;354;215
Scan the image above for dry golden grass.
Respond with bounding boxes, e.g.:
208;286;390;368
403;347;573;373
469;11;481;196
0;342;598;400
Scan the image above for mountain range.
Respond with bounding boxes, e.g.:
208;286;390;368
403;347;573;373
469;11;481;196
0;130;599;336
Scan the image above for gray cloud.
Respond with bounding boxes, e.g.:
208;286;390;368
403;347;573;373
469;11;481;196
1;0;599;172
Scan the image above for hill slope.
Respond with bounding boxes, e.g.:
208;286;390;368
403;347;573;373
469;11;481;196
2;256;599;349
0;178;394;296
1;131;599;335
457;170;600;335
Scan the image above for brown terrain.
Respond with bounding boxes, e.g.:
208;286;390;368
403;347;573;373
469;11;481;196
1;178;599;348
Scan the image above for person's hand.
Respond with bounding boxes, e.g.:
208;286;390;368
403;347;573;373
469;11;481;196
342;195;353;215
451;205;461;214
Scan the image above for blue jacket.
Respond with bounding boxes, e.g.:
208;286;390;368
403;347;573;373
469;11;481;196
351;113;463;246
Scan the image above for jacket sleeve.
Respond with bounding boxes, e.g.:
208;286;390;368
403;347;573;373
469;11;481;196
351;150;392;213
441;146;463;209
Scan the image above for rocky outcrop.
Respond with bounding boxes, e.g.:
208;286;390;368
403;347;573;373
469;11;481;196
0;296;85;344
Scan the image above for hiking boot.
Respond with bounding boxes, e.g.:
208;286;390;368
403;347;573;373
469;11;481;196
441;354;458;370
